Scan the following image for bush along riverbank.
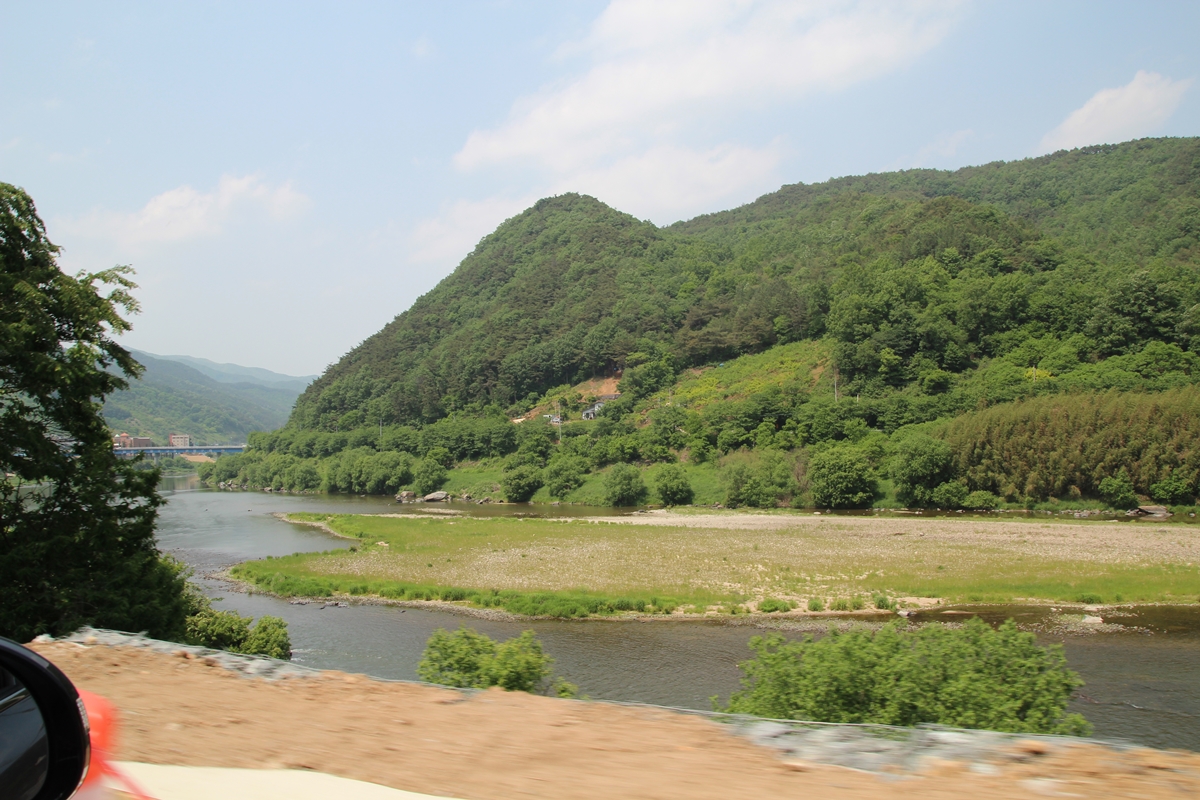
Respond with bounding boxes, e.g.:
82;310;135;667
225;511;1200;619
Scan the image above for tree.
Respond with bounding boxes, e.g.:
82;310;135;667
718;619;1090;735
604;464;647;506
808;447;875;508
1098;470;1138;510
890;434;954;507
1150;473;1193;505
544;456;587;499
501;465;543;502
417;627;576;696
724;463;775;508
0;183;194;641
653;464;694;506
413;458;448;495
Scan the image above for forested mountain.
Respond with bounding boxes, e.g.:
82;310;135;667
209;138;1200;509
293;137;1199;432
103;352;302;444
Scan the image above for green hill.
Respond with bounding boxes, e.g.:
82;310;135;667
103;353;301;445
213;137;1199;508
292;137;1200;431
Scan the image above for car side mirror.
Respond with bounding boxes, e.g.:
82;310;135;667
0;637;90;800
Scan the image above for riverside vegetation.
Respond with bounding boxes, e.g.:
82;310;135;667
415;624;1088;736
200;138;1200;513
718;619;1090;735
417;627;577;697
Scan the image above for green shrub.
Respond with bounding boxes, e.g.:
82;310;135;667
931;481;969;509
849;596;865;611
758;598;793;613
1074;593;1103;604
425;446;454;468
654;463;694;506
807;598;824;612
1150;473;1194;505
604;464;648;506
185;609;250;651
873;594;894;610
808;447;875;508
185;609;292;660
240;615;292;660
501;465;544;502
962;490;1000;510
1099;470;1139;509
829;598;850;611
717;619;1090;735
544;456;588;499
417;627;576;696
413;458;449;495
723;463;776;508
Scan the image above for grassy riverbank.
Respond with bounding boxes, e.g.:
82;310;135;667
229;511;1200;618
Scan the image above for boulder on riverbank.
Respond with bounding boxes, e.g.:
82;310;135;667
395;491;416;502
424;490;450;502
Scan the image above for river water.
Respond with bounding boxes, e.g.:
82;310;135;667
157;478;1200;751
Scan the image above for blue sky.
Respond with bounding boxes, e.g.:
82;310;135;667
3;1;1198;376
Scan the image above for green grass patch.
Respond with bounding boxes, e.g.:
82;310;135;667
254;512;1200;617
655;340;831;411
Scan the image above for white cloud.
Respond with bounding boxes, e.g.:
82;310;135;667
456;0;960;174
554;141;784;219
440;0;960;234
64;174;310;247
408;195;535;265
1039;71;1192;154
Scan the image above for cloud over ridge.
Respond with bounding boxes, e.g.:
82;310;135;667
456;0;960;177
1039;71;1192;155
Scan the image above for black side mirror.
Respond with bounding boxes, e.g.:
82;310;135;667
0;638;90;800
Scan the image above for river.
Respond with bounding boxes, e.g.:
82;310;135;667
157;477;1200;751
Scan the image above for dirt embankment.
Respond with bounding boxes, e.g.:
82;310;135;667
33;641;1200;799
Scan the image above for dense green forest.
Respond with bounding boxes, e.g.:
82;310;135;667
203;138;1200;509
103;352;303;444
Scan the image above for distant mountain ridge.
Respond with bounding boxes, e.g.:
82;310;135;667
134;351;316;393
104;352;308;444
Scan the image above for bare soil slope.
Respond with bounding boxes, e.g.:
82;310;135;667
33;641;1200;799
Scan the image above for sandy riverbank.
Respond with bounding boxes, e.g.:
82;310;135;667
32;640;1200;799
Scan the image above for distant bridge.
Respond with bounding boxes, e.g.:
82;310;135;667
113;445;246;458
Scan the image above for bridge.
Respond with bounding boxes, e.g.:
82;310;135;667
113;445;246;458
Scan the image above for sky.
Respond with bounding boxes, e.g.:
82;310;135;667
3;1;1199;377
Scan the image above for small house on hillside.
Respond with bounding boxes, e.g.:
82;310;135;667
582;393;621;420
